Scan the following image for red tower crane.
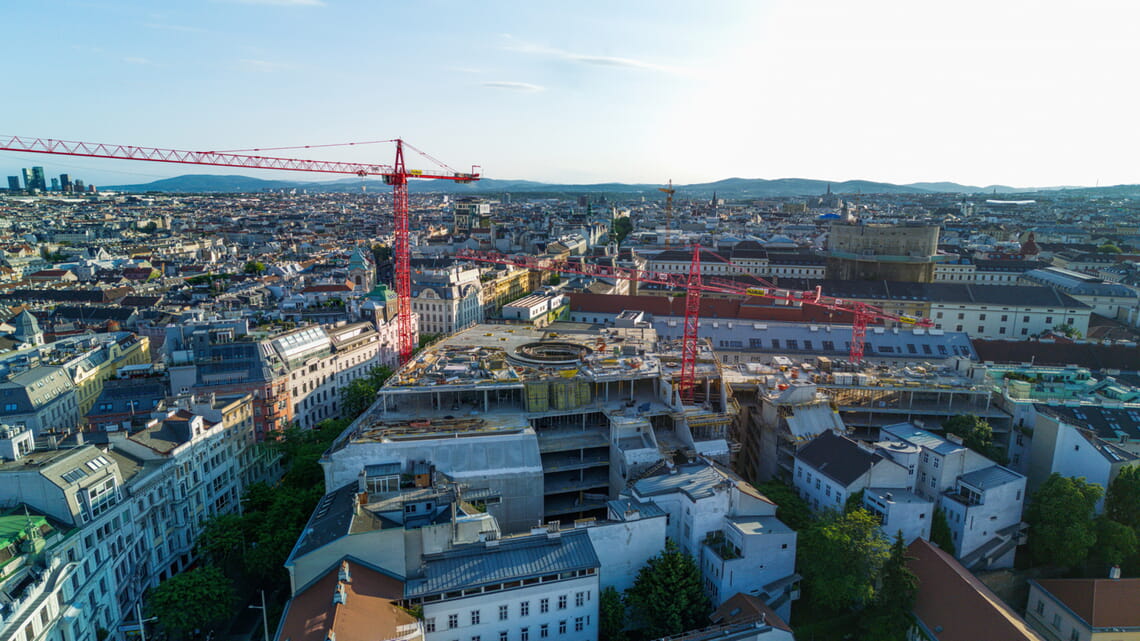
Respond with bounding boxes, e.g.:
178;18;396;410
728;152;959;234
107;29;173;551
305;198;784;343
455;247;934;403
0;135;481;363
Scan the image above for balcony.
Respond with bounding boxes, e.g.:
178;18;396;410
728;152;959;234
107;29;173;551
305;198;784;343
703;530;741;561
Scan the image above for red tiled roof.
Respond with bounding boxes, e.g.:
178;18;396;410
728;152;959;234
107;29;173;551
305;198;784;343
301;284;353;293
278;560;412;641
907;538;1045;641
710;592;792;632
567;293;857;323
1035;578;1140;628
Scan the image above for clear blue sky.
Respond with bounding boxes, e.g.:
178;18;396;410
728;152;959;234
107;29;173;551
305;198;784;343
3;0;1139;188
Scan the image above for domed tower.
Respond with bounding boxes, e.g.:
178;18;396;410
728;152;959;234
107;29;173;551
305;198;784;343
10;310;43;346
347;247;376;290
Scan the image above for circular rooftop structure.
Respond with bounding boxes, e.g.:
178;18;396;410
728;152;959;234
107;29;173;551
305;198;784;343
513;341;593;365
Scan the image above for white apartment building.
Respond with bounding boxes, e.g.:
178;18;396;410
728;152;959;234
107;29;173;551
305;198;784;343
412;530;600;641
0;393;275;641
284;322;388;430
930;293;1090;339
501;293;568;327
879;423;1027;569
792;430;911;514
280;477;600;641
411;264;485;336
628;461;799;619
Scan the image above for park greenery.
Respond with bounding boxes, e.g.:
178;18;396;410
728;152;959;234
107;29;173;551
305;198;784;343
1025;471;1140;576
146;366;393;638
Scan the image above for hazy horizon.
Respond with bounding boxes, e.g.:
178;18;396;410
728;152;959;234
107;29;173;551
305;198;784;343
4;1;1139;188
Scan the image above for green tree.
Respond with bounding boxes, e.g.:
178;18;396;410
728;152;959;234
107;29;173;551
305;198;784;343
625;540;711;637
337;366;393;420
1105;466;1140;531
755;480;814;531
1092;516;1138;569
930;507;955;553
599;586;627;641
1097;243;1122;254
860;532;918;641
195;513;249;579
372;244;393;263
241;482;276;514
341;378;379;420
612;216;633;245
942;414;1007;464
1026;474;1103;569
798;509;890;612
243;260;267;274
548;273;561;286
844;489;866;515
1052;324;1083;339
149;566;236;639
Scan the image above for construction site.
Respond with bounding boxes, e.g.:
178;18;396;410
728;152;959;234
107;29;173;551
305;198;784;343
323;321;737;530
725;354;1009;484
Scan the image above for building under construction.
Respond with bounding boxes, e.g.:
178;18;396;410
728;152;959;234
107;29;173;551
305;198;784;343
322;320;736;531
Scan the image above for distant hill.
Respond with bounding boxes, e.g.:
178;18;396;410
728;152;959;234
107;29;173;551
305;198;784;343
106;174;1105;198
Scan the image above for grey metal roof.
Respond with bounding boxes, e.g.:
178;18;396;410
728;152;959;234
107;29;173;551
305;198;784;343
771;278;1091;309
958;465;1023;490
405;528;599;598
288;482;360;562
607;498;666;521
881;423;966;456
1036;404;1140;442
653;319;976;360
632;463;735;501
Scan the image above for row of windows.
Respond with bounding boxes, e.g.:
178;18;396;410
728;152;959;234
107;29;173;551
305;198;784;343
433;592;591;629
430;617;590;637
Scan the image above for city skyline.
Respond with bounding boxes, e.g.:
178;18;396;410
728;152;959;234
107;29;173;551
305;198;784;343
4;0;1140;188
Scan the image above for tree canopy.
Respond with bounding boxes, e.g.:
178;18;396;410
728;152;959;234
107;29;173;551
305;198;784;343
338;365;393;420
598;586;626;641
625;540;711;637
149;566;235;639
755;480;813;531
1026;474;1103;568
930;507;955;554
798;509;890;612
612;216;633;245
243;260;267;274
860;532;918;641
942;414;1007;464
1106;466;1140;531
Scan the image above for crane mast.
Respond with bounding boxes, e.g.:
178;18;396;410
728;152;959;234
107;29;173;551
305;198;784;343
0;135;481;364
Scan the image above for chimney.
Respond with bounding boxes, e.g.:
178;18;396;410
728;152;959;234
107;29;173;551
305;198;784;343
1110;565;1122;580
75;431;84;446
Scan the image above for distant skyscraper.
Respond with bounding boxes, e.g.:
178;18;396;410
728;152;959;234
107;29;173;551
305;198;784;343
31;167;46;191
74;179;85;192
59;174;71;192
6;176;19;192
21;168;34;191
50;178;59;191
